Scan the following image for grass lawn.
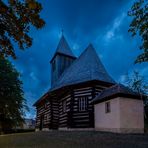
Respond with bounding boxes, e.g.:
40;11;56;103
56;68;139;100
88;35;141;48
0;131;148;148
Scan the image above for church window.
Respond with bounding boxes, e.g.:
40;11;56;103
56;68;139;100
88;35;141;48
62;100;67;113
78;97;88;111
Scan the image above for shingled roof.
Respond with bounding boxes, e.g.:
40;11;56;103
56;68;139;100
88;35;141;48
51;44;115;90
51;35;75;62
92;84;141;104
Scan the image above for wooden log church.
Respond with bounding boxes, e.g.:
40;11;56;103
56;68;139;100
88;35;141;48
34;35;144;133
33;35;116;131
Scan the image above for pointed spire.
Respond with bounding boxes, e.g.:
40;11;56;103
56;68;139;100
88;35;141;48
87;43;93;49
54;34;75;58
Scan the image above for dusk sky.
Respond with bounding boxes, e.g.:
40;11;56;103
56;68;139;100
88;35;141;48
11;0;148;118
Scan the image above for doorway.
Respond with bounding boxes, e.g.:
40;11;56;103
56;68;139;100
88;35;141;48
39;115;44;130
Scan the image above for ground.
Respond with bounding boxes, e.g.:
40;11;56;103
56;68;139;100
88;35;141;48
0;131;148;148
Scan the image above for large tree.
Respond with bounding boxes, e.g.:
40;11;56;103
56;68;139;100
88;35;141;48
0;57;28;133
128;0;148;63
0;0;45;59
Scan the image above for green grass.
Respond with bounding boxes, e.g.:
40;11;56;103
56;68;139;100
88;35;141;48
0;131;148;148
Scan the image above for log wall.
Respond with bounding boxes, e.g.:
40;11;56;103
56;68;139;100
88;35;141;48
36;83;111;130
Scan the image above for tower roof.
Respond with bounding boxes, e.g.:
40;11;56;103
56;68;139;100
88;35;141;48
52;44;115;90
51;35;75;62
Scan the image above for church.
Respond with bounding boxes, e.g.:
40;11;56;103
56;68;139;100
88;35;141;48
33;35;144;133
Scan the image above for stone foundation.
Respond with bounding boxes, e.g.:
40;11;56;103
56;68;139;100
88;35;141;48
35;128;40;132
35;128;52;132
36;127;94;131
95;128;144;133
42;128;50;131
59;128;94;131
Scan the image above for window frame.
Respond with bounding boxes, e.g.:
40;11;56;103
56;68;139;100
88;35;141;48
78;96;88;112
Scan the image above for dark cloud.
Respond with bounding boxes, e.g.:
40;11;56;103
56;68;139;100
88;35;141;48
10;0;147;118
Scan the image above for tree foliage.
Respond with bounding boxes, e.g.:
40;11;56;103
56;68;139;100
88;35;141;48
128;0;148;63
0;0;45;59
124;71;148;104
0;57;28;133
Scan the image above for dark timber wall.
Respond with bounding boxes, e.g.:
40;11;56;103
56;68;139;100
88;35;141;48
58;84;109;129
36;99;51;129
36;82;110;130
51;97;59;129
59;94;71;128
72;87;94;128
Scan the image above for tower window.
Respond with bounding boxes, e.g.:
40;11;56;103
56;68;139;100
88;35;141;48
78;97;88;112
52;60;56;71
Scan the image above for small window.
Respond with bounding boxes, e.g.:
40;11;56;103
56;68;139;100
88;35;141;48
79;97;88;112
60;57;65;74
105;102;111;113
62;100;67;113
52;60;56;71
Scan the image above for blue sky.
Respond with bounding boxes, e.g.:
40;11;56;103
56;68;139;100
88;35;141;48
11;0;148;118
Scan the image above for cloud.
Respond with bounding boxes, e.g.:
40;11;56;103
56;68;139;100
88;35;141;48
24;92;37;118
118;74;128;84
30;72;38;81
104;12;126;42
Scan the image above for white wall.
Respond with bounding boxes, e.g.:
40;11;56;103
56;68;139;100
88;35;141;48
94;98;120;132
119;97;144;133
94;97;144;133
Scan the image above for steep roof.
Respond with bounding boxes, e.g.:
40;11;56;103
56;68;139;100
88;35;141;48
92;84;141;104
51;35;75;61
51;44;115;90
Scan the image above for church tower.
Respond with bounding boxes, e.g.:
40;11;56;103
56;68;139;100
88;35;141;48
50;35;76;87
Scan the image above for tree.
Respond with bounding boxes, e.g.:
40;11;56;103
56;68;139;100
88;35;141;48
124;71;148;104
128;0;148;63
123;71;148;121
0;57;28;133
0;0;45;59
